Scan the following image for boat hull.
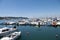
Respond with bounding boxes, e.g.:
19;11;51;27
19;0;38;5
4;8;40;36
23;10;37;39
0;29;17;37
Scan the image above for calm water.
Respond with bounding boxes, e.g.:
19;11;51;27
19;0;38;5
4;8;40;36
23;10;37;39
0;20;60;40
0;25;60;40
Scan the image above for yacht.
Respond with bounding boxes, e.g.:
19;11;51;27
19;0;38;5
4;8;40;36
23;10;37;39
0;31;21;40
0;26;17;37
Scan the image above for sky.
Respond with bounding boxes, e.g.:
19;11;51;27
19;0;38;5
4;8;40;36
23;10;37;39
0;0;60;18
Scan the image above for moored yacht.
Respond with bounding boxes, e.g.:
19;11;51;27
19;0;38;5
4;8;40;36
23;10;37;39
5;21;16;25
0;27;17;37
0;31;21;40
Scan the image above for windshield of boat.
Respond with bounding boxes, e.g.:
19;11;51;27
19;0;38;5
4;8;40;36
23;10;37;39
2;29;9;32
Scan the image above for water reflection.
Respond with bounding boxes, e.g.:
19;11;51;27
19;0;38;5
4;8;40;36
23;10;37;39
0;25;60;40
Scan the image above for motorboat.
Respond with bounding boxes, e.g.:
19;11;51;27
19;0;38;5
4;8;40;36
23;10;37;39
1;21;16;25
0;27;17;37
0;31;21;40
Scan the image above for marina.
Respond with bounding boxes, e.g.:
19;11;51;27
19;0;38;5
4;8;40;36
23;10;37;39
0;17;60;40
0;0;60;40
0;20;60;40
0;17;60;26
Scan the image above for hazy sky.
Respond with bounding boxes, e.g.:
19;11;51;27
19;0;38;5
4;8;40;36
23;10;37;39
0;0;60;17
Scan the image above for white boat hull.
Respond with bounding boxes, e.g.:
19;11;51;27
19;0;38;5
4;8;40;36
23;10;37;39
0;29;17;37
0;31;21;40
